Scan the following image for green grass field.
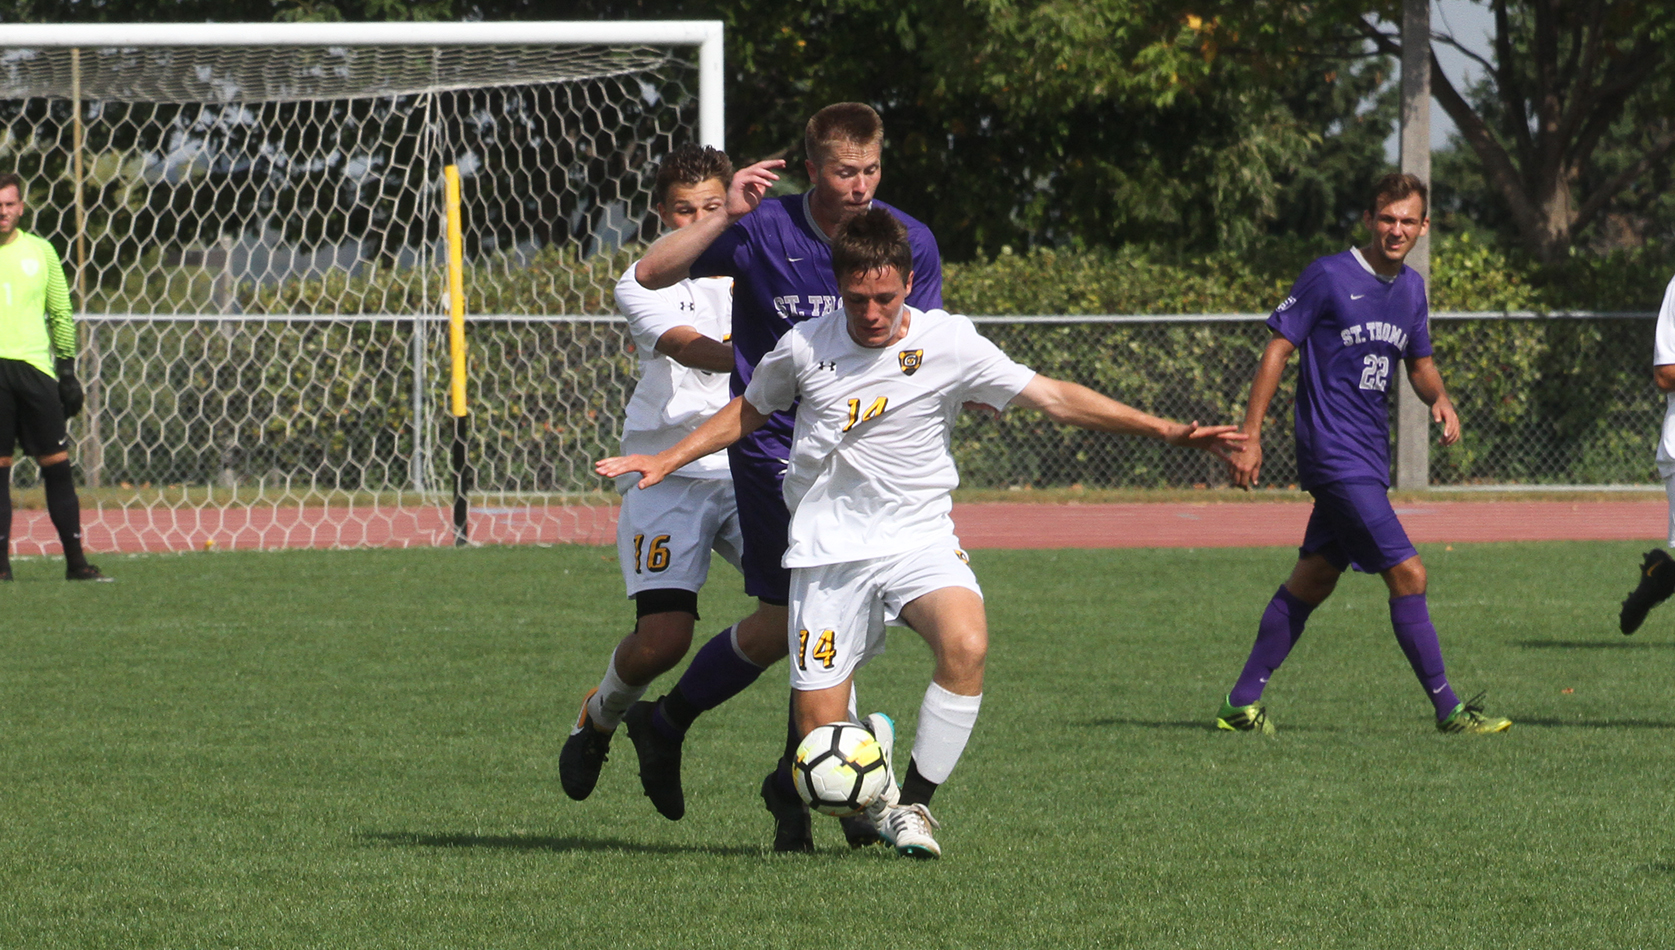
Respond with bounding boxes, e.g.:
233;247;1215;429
1;540;1671;948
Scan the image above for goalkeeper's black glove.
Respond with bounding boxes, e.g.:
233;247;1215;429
56;358;84;418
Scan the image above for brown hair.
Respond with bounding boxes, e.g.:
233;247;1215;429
831;207;912;283
804;102;884;167
653;144;732;205
1369;172;1428;217
0;172;24;199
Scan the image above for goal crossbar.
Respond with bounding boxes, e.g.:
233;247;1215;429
1;21;725;147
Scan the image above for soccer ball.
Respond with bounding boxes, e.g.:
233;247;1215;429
792;721;890;817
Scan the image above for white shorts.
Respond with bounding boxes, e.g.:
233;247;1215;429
786;537;981;692
617;475;743;598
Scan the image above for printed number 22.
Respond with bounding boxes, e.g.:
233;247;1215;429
1358;355;1391;392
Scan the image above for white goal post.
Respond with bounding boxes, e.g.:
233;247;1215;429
0;21;722;553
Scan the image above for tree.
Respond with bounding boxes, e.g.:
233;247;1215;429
1359;0;1675;261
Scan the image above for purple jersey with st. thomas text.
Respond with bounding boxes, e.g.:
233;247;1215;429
1267;248;1432;489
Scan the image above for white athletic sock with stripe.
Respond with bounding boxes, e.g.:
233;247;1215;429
583;654;646;733
910;681;983;784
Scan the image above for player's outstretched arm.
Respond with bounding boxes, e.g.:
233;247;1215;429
1228;334;1296;489
1010;375;1245;458
1656;364;1675;393
655;326;734;373
1405;355;1461;446
596;395;769;489
635;159;785;290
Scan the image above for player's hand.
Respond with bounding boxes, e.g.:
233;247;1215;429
1227;436;1263;489
1166;421;1245;460
727;159;783;220
55;358;84;418
595;454;671;490
1432;395;1461;446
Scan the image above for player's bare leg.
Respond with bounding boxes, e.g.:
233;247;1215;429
618;598;782;820
562;603;692;803
849;587;985;860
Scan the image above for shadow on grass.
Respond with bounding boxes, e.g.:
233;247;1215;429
1073;717;1341;733
1516;640;1675;650
1076;718;1218;731
1514;717;1675;730
358;830;762;857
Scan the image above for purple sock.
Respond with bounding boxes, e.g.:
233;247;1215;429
651;625;765;740
1229;586;1316;706
1389;593;1459;720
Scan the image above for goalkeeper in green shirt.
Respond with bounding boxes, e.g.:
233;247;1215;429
0;173;108;581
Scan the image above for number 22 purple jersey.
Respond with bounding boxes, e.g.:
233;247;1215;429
1267;248;1432;489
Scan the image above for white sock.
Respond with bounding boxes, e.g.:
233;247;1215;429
583;654;645;733
847;683;860;723
1664;473;1675;547
909;681;982;785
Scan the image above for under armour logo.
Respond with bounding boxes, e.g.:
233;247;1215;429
816;360;837;371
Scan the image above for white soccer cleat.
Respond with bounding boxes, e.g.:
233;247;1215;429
862;712;899;803
861;712;901;832
877;802;941;859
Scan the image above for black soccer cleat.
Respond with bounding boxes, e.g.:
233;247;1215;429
760;769;813;853
839;813;884;848
558;692;612;802
66;563;113;582
622;699;685;820
1620;548;1675;635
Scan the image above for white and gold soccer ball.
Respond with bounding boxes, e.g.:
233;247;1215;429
792;722;889;817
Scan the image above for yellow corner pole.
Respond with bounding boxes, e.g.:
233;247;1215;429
444;165;467;417
443;165;470;546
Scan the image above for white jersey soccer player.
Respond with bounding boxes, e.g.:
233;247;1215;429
1619;272;1675;633
612;266;741;596
743;305;1030;687
599;208;1242;857
563;145;782;820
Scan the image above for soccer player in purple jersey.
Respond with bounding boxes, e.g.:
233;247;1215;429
1214;173;1510;736
624;104;943;849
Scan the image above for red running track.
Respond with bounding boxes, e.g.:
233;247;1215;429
5;499;1666;555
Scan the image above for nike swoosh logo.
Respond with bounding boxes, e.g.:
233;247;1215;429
1431;685;1447;694
1350;293;1366;300
788;257;805;262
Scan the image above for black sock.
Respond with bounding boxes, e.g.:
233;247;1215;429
0;465;11;573
656;683;702;735
40;460;87;570
899;758;939;808
779;691;800;771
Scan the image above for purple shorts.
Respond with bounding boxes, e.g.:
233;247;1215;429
1299;479;1418;574
728;435;791;604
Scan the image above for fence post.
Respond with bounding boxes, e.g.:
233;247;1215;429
1395;0;1431;490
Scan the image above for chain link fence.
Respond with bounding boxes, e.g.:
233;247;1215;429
2;310;1654;553
966;312;1663;490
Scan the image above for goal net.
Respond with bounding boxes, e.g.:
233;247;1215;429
0;22;721;553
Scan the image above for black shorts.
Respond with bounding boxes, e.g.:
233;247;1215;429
0;359;69;459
